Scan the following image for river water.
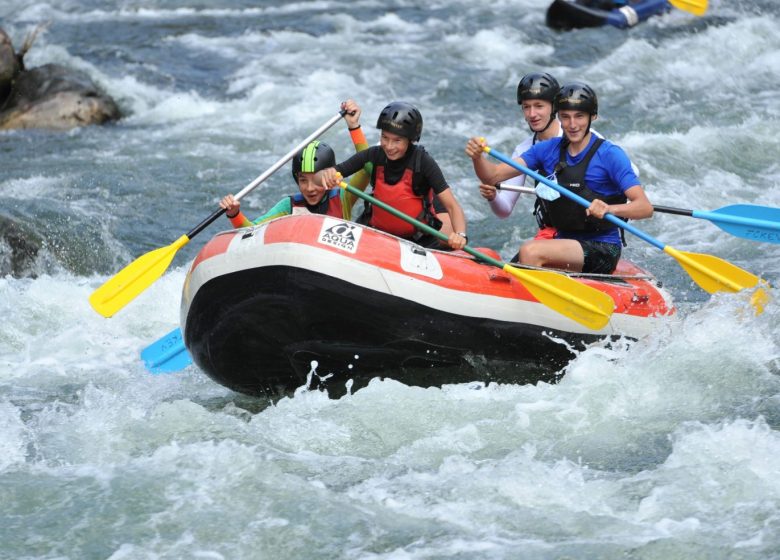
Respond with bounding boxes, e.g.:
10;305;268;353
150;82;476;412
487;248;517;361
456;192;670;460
1;1;779;558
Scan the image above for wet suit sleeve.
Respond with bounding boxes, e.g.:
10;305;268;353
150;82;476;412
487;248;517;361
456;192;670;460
341;126;372;219
490;140;531;219
248;197;294;226
228;212;254;228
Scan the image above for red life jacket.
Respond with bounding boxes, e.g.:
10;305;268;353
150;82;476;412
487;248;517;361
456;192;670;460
369;149;437;238
291;189;345;219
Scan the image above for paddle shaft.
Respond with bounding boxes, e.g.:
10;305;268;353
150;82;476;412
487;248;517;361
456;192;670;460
186;110;346;239
338;181;615;329
339;182;503;269
487;148;667;249
486;146;765;296
495;183;780;240
89;110;349;318
656;206;780;233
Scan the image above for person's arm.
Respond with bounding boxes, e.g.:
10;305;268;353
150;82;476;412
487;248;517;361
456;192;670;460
249;197;294;226
587;144;653;221
341;99;371;213
419;151;467;249
479;183;523;219
465;137;524;184
220;194;254;228
437;188;468;250
317;148;374;189
587;185;653;221
478;139;530;218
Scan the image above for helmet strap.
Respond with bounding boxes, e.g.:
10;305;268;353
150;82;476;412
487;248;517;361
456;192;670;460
539;114;555;134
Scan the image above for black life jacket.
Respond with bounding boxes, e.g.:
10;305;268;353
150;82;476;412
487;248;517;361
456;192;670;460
536;137;627;233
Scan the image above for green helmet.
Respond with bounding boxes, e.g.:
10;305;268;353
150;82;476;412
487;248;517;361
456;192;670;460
291;140;336;181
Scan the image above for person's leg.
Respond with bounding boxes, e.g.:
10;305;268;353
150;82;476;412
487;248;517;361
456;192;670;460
519;239;585;271
579;241;621;274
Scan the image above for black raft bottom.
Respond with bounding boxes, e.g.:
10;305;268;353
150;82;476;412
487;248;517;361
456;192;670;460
184;265;608;399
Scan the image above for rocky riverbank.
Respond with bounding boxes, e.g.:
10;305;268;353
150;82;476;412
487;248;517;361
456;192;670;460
0;26;120;131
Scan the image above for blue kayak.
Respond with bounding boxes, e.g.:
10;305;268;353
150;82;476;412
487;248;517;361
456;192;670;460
546;0;671;29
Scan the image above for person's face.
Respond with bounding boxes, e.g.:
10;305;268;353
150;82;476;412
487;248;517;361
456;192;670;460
297;172;327;205
380;130;411;160
558;109;592;143
521;99;554;132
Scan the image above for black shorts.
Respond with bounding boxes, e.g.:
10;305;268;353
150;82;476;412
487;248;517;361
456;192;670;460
579;240;621;274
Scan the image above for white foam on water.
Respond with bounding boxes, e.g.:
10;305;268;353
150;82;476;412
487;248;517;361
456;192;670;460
0;401;27;472
0;175;75;200
633;417;780;544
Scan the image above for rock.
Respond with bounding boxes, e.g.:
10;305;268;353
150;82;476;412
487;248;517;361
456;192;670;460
0;216;42;278
0;64;121;130
0;28;21;105
0;25;121;131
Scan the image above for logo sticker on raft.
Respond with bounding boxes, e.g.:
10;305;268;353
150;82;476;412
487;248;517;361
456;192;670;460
318;218;362;253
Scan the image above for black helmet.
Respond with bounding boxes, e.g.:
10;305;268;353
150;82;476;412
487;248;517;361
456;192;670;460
555;82;598;115
375;101;423;141
291;140;336;181
517;72;560;105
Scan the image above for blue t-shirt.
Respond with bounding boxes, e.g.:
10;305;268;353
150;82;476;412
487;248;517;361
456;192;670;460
521;134;639;244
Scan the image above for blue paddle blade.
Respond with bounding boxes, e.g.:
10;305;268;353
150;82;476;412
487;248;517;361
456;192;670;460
141;327;192;374
698;204;780;244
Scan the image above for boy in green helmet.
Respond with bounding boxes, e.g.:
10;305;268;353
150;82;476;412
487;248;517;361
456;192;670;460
219;99;370;226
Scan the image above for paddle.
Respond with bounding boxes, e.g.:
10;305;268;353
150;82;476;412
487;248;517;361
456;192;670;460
141;327;191;374
669;0;707;17
483;145;769;312
336;181;615;330
494;183;780;245
89;110;347;318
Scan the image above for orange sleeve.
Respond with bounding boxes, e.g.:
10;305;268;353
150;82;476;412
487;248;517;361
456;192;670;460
228;212;252;228
349;126;368;150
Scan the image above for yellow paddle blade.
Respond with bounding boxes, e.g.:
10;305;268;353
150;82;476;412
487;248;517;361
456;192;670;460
669;0;708;16
665;248;772;315
665;247;760;294
89;234;190;317
503;264;615;330
750;286;771;316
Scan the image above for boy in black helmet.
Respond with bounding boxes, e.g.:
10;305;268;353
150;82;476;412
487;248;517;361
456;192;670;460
219;99;369;226
317;101;468;251
477;72;563;240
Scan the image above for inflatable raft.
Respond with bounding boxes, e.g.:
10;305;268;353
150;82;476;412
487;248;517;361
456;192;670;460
181;214;674;398
546;0;670;29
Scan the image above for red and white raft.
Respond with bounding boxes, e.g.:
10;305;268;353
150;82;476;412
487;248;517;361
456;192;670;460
181;214;675;397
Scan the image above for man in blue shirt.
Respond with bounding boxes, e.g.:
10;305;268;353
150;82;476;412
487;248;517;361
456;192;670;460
466;81;653;274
